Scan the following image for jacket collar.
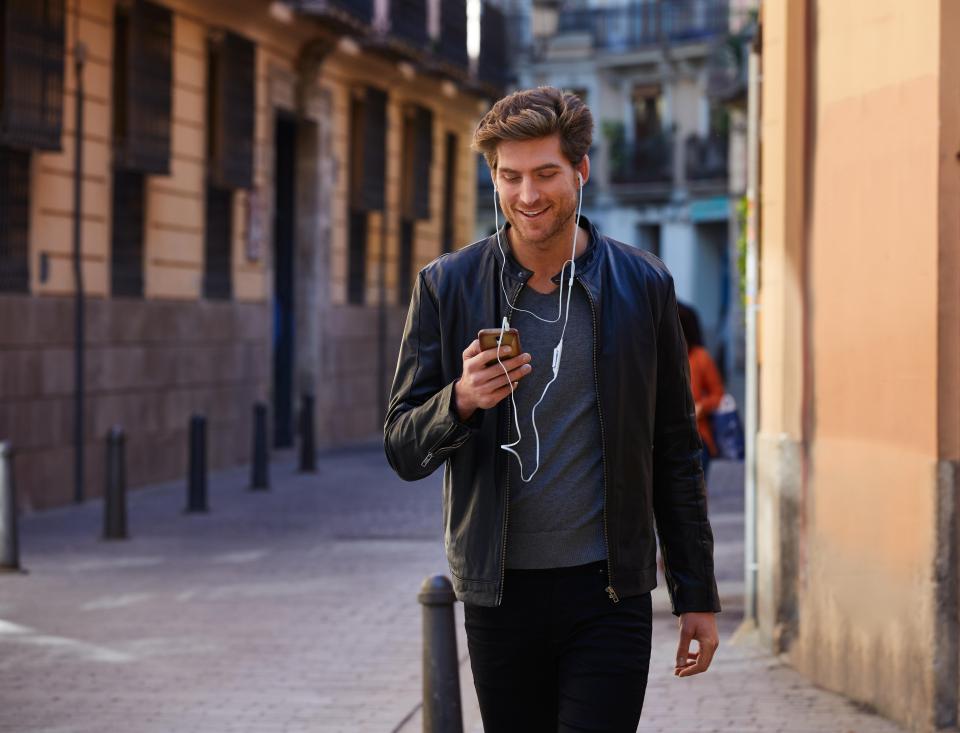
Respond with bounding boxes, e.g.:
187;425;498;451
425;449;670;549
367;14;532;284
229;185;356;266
489;214;604;285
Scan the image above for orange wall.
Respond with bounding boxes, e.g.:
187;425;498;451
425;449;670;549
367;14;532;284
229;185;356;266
760;0;951;728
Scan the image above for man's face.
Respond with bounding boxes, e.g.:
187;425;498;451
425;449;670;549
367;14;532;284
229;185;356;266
494;133;586;249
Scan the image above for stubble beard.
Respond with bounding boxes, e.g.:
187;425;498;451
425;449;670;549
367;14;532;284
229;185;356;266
506;194;578;254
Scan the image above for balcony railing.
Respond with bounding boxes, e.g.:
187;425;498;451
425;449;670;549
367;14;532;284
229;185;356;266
291;0;374;29
609;132;673;186
685;132;728;182
557;0;728;53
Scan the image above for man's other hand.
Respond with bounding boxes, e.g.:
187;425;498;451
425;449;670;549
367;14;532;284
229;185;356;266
674;612;719;677
454;339;532;421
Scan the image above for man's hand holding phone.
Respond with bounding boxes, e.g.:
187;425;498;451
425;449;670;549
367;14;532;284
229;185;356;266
454;337;532;422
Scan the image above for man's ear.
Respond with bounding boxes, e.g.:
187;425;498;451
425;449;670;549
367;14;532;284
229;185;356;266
576;155;591;188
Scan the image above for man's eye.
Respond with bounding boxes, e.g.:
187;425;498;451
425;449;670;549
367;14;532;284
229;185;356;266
503;176;519;183
540;172;557;179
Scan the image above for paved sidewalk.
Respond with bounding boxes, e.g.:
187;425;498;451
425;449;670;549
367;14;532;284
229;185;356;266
0;447;905;732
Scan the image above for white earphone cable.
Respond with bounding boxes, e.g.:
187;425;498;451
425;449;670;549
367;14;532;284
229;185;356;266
493;172;585;483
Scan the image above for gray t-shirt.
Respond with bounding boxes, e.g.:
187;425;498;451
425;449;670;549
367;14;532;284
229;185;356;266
504;281;607;569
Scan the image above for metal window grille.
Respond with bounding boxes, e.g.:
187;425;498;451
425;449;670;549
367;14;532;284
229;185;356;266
411;106;432;220
398;217;413;304
441;133;457;254
438;0;468;70
0;145;30;292
347;209;367;305
207;30;255;190
390;0;427;49
357;86;386;212
203;184;232;300
110;169;145;297
0;0;65;151
478;3;510;91
113;0;172;174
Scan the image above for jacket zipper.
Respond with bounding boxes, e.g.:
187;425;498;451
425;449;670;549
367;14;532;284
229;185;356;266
496;280;525;606
420;423;460;468
579;278;619;603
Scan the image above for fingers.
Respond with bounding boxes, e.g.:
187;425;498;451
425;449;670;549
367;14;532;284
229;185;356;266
674;627;693;673
674;627;719;678
476;353;532;384
463;339;482;360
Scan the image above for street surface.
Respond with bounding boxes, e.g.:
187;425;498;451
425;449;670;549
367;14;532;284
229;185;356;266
0;446;905;732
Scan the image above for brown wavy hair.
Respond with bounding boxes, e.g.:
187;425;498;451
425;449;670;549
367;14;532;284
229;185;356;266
471;87;593;172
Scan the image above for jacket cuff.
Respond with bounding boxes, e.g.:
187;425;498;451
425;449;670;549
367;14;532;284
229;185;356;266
669;578;723;616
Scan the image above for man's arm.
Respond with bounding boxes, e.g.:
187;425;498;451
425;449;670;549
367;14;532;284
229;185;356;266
384;271;479;481
651;275;722;616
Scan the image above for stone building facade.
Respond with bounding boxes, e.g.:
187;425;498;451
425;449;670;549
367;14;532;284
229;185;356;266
0;0;505;509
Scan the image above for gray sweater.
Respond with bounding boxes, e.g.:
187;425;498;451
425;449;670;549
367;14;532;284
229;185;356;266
504;282;606;569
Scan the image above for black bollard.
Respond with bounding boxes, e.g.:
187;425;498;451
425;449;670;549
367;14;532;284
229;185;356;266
298;393;316;473
0;441;21;573
251;402;269;491
418;575;464;733
103;426;128;540
186;415;208;513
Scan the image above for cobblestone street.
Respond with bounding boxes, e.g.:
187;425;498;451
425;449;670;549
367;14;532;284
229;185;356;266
0;446;905;732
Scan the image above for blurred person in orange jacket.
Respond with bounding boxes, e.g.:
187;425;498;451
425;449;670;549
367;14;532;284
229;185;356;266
677;302;724;481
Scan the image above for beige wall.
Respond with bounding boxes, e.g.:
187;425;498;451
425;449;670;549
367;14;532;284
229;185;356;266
759;0;959;729
32;0;309;302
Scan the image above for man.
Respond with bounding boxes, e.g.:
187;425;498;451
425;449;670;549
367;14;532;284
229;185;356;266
384;87;720;732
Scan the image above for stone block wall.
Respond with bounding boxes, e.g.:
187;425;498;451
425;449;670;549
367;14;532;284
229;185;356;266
0;294;269;510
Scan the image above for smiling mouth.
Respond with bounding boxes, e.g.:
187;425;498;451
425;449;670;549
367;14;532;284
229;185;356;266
517;206;549;220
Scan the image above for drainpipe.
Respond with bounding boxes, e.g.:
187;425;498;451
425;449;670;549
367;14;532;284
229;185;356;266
743;32;761;623
72;9;87;504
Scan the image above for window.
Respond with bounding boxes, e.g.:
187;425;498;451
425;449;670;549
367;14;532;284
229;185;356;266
637;223;660;258
113;0;172;174
111;169;145;297
207;30;254;190
397;105;432;303
441;132;457;254
111;0;172;299
632;83;663;141
203;30;254;300
0;146;30;292
347;87;387;305
203;184;232;300
0;0;65;151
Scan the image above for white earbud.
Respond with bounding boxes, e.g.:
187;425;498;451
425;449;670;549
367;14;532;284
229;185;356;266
577;172;583;188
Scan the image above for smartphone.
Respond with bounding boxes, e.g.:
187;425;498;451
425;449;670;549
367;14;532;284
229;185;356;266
478;328;522;362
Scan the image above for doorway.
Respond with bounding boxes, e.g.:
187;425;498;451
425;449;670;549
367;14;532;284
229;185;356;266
273;113;297;447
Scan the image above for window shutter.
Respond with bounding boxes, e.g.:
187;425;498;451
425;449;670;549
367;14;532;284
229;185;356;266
0;146;30;292
438;0;468;70
208;31;255;190
390;0;427;49
478;2;509;90
359;86;386;211
115;0;172;174
411;106;432;220
0;0;65;151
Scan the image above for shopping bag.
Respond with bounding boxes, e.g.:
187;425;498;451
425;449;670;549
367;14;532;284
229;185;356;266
711;393;745;460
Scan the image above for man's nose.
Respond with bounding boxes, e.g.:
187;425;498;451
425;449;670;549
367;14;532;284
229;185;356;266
517;178;541;206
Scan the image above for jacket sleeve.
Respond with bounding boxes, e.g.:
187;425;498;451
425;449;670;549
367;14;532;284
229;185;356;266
384;270;481;481
651;276;722;616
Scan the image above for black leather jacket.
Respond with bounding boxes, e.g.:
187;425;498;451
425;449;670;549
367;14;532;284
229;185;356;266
384;218;721;615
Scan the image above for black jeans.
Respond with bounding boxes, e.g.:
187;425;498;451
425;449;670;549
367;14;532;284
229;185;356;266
464;561;653;733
